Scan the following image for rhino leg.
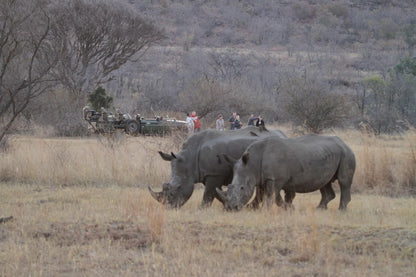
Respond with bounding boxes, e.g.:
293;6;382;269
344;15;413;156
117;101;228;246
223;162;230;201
201;176;227;208
284;190;296;210
248;188;295;210
317;183;336;209
247;186;265;209
264;180;276;209
266;180;289;209
338;179;352;210
338;161;354;210
275;192;285;207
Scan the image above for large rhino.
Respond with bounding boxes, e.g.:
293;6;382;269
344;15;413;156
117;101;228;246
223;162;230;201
217;134;356;211
148;127;286;208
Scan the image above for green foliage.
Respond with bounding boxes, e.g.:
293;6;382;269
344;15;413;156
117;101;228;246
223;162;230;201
88;86;113;112
359;59;416;133
403;21;416;52
390;57;416;127
363;75;386;93
395;57;416;76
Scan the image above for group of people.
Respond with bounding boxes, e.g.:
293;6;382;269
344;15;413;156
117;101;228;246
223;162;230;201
186;110;265;135
216;112;265;131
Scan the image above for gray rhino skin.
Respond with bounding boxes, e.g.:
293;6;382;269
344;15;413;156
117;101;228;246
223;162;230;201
148;126;286;208
217;134;356;211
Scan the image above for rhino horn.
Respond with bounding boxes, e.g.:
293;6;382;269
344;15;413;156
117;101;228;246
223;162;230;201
148;186;167;204
259;125;268;132
216;188;228;204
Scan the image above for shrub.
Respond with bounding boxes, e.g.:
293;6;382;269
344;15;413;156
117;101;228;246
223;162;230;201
291;2;317;23
283;78;351;133
88;86;113;112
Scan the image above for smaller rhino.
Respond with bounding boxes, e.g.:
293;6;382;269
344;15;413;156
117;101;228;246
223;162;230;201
217;134;356;211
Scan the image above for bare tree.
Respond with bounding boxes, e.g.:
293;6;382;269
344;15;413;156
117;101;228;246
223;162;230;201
179;76;234;120
0;0;56;143
48;0;165;95
207;49;250;84
283;78;351;133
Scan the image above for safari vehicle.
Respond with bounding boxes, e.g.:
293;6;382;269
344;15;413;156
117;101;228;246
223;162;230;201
83;107;187;136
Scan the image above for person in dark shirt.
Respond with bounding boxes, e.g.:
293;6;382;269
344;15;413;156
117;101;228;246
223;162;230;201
228;112;237;130
234;115;242;129
247;114;258;126
256;115;265;128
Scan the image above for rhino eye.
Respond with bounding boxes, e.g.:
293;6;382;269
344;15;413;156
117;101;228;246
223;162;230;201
240;186;244;190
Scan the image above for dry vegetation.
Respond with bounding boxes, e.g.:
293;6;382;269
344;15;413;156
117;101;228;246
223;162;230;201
1;128;415;276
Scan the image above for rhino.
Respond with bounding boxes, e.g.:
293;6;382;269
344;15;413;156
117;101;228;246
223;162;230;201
216;134;356;211
148;126;286;208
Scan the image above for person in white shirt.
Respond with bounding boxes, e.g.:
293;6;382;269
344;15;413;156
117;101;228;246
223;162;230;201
186;112;194;136
216;114;225;131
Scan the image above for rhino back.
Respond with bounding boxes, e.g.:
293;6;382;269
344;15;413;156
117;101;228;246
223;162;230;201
198;135;261;178
254;135;353;192
175;127;286;182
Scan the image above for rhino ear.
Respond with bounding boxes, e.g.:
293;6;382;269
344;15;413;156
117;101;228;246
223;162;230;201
259;126;268;132
158;151;176;161
222;154;237;165
242;152;250;165
216;154;222;164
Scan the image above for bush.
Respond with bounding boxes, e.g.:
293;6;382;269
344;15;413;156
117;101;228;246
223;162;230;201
283;78;351;133
88;87;113;112
291;2;317;23
327;3;349;19
377;18;399;40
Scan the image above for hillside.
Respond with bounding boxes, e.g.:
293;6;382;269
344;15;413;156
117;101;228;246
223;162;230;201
20;0;416;136
99;0;415;131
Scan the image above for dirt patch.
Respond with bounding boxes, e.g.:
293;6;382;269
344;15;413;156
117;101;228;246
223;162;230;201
32;221;152;249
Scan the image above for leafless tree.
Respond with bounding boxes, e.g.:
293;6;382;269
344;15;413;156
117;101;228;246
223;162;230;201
179;77;234;120
282;78;351;133
48;0;165;95
207;49;250;84
0;0;57;143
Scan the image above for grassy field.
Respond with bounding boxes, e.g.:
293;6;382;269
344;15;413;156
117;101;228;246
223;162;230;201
0;127;415;276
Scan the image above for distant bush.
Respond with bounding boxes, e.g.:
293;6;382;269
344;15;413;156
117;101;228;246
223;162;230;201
283;78;351;133
327;3;349;19
377;18;399;40
291;2;317;23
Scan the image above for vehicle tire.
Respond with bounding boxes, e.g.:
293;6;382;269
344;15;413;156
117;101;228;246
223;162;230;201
125;120;139;135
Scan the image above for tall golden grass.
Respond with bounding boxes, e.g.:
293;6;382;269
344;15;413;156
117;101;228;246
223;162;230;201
0;128;415;276
0;127;415;195
0;134;179;187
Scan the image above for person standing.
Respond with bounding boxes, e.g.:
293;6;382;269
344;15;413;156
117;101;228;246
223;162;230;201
186;112;194;136
216;114;225;131
234;115;242;129
191;111;201;132
256;115;265;128
247;114;258;126
228;112;237;130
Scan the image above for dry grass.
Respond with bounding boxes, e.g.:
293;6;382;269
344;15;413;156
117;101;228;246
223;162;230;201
0;133;183;187
0;129;415;276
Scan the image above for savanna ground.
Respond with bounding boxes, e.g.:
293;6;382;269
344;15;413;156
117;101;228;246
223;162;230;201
0;126;415;276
